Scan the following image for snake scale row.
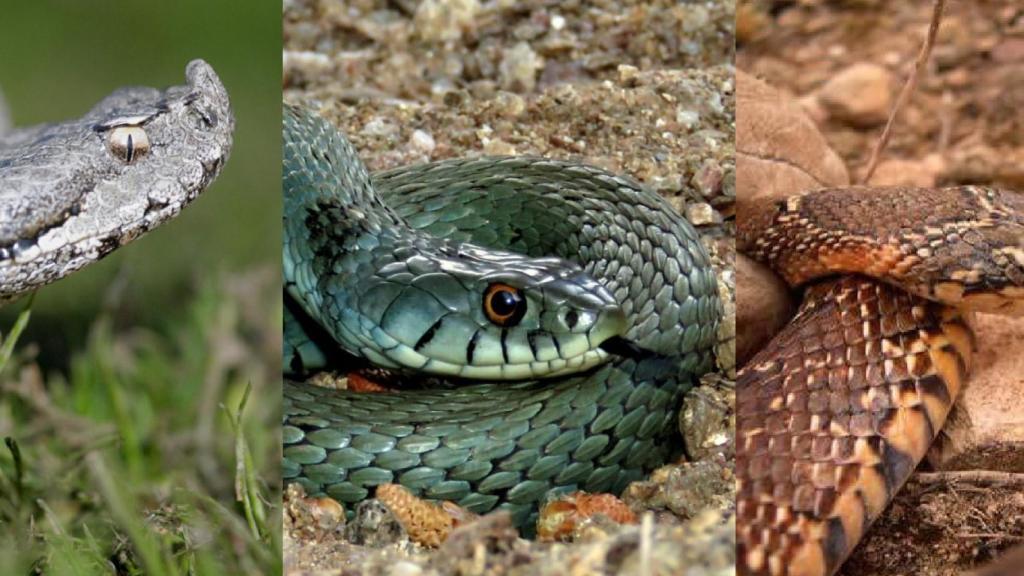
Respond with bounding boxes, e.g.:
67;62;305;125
737;186;1024;575
281;105;721;528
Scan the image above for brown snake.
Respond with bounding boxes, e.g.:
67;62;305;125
736;185;1024;576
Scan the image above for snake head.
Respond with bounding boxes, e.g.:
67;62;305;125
86;59;234;215
0;60;234;298
351;244;628;381
899;187;1024;316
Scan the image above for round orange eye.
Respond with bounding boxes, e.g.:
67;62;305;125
483;283;526;326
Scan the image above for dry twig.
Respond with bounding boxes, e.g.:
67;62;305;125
913;471;1024;488
861;0;946;183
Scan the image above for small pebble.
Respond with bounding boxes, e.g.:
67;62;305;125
537;492;638;542
676;109;700;130
388;561;424;576
618;64;639;85
414;0;480;42
344;499;408;547
409;130;436;153
500;42;543;93
362;117;399;138
685;202;718;226
692;160;723;198
492;91;526;118
483;138;516;156
816;62;894;128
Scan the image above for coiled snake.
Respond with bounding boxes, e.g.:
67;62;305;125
737;186;1024;575
281;105;721;528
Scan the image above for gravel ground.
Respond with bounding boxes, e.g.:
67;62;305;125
282;1;736;574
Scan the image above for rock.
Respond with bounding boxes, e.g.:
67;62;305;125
692;159;725;199
992;38;1024;64
413;0;480;43
933;15;977;68
361;117;399;138
537;492;637;542
945;144;1024;189
408;130;436;153
736;70;849;206
716;282;736;377
429;511;521;574
867;155;943;187
282;50;333;87
680;376;735;460
685;202;718;226
389;561;425;576
677;108;701;130
929;314;1024;472
482;137;516;155
816;62;894;128
344;499;408;547
797;92;828;125
735;255;794;367
622;459;734;520
499;42;543;93
617;64;640;86
491;91;526;118
284;483;346;540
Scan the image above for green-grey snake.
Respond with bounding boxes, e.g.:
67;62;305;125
281;104;721;528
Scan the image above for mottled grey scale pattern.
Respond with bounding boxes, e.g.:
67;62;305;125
0;61;233;299
282;105;720;529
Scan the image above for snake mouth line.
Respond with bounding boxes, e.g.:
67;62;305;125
598;335;653;359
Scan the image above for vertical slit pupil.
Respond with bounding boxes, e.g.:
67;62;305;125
565;310;579;329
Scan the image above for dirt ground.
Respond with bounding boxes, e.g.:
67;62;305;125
282;0;736;574
738;1;1024;574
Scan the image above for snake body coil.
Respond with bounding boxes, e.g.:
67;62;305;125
737;186;1024;575
281;105;720;527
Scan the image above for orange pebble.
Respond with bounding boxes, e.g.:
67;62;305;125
347;371;393;393
376;484;473;547
536;491;638;541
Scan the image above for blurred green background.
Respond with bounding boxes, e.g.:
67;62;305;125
0;0;281;367
0;2;282;574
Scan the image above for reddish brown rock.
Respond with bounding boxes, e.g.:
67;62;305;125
736;255;795;367
737;70;850;205
866;155;944;188
816;62;895;128
931;315;1024;472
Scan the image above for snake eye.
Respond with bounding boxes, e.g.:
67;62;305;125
190;105;218;130
483;283;526;327
107;126;150;164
